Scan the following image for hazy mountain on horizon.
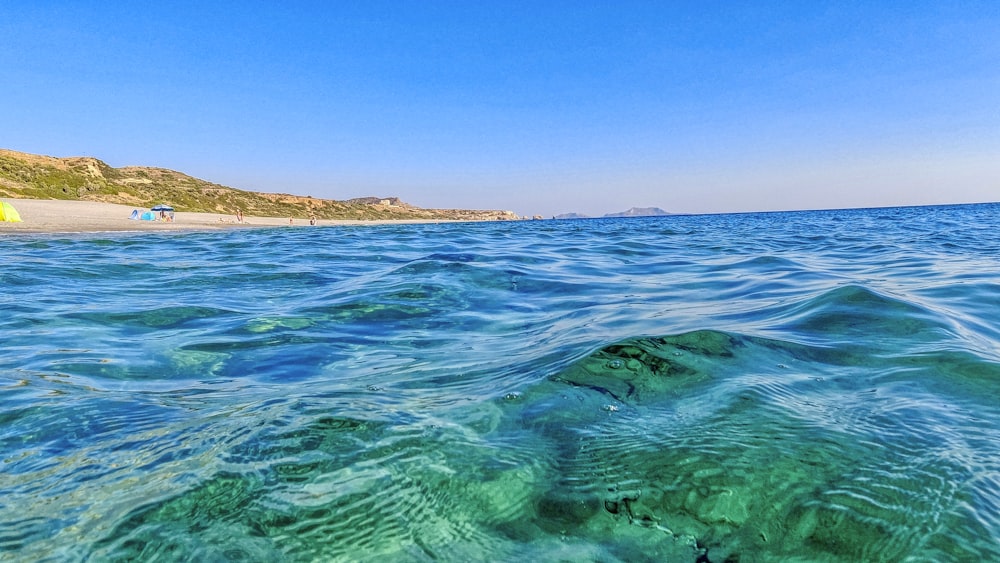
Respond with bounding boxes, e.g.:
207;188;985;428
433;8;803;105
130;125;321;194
604;207;671;217
553;207;670;219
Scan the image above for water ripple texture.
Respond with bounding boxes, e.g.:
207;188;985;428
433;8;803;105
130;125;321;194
2;204;1000;561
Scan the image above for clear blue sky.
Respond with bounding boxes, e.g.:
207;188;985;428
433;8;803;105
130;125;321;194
2;1;998;216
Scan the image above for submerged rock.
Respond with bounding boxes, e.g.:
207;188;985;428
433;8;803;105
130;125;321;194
553;330;740;404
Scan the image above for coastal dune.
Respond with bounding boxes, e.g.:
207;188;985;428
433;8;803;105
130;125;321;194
0;199;432;233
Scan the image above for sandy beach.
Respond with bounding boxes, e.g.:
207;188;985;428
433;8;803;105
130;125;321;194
0;199;437;234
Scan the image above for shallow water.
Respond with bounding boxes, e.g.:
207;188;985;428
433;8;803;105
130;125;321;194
2;204;1000;561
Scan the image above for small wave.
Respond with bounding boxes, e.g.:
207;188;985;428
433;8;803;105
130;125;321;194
765;284;957;348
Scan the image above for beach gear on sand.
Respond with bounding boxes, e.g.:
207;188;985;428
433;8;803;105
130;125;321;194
151;204;175;221
0;201;22;222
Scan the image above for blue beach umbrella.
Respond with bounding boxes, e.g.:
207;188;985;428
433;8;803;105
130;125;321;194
151;204;174;211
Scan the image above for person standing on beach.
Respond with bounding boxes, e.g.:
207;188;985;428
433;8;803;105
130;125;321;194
236;209;244;223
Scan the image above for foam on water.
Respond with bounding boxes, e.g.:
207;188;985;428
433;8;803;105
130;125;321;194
2;205;1000;561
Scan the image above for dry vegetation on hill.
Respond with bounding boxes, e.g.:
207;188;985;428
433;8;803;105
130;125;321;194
0;149;518;221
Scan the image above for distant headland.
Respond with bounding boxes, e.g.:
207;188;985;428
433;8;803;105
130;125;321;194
0;149;518;222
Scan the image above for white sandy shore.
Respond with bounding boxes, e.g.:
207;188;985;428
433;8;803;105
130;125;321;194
0;199;443;234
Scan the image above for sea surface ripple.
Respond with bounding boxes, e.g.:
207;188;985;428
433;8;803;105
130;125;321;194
2;204;1000;561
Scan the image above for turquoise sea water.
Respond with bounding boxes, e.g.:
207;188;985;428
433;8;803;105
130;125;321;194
2;204;1000;561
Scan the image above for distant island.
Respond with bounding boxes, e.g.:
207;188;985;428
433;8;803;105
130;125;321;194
0;149;518;222
603;206;671;218
554;207;671;219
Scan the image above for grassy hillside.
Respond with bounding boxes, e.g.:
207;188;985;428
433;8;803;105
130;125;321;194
0;149;518;221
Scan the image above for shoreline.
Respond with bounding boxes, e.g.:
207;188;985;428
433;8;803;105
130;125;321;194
0;199;452;234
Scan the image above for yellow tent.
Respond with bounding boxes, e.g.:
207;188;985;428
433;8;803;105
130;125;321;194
0;201;22;222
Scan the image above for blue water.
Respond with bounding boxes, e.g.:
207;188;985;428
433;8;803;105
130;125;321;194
2;204;1000;561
